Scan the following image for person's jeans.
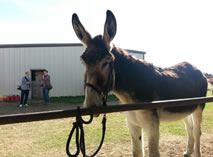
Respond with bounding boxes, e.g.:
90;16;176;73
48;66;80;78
20;90;29;105
43;88;50;104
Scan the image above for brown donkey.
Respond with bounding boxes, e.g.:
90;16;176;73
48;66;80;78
72;10;207;157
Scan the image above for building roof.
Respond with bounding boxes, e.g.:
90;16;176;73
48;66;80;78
0;43;83;48
126;49;146;55
0;43;146;55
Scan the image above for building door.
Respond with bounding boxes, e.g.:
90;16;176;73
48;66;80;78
31;70;44;99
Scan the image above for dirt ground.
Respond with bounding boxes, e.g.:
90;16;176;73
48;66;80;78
95;133;213;157
1;101;213;157
0;101;79;115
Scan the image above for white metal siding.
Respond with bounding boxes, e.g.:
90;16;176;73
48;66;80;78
0;46;85;97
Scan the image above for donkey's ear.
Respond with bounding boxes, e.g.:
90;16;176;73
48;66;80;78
72;13;92;46
103;10;117;47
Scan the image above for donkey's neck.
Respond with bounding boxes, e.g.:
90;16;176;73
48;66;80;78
111;47;160;103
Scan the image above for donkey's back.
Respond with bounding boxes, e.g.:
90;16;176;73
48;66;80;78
157;61;207;99
155;62;207;100
155;62;207;112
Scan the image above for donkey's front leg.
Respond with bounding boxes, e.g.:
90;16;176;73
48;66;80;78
127;121;143;157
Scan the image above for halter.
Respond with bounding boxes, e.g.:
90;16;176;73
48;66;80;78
84;62;115;106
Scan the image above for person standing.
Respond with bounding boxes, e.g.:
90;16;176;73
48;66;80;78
19;72;31;107
42;70;52;104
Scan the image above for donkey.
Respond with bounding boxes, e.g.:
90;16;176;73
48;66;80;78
72;10;207;157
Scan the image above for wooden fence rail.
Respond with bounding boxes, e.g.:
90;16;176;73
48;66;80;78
1;96;213;125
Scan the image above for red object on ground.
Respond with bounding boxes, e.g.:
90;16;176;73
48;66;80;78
12;95;16;101
2;95;20;101
8;96;12;101
0;98;3;102
5;96;9;101
2;96;6;101
15;95;20;101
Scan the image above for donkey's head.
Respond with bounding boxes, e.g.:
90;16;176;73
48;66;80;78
72;10;117;107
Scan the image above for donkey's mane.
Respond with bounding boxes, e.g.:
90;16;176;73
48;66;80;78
111;46;162;101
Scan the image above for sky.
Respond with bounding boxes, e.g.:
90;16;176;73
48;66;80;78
0;0;213;74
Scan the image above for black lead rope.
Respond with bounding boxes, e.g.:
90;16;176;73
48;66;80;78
66;107;107;157
66;62;112;156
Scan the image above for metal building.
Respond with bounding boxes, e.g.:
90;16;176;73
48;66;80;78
0;43;145;98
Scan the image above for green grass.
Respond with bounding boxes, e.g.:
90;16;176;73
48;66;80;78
50;94;118;104
50;96;84;104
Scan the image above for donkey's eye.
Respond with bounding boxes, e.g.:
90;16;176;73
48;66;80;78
101;62;109;69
